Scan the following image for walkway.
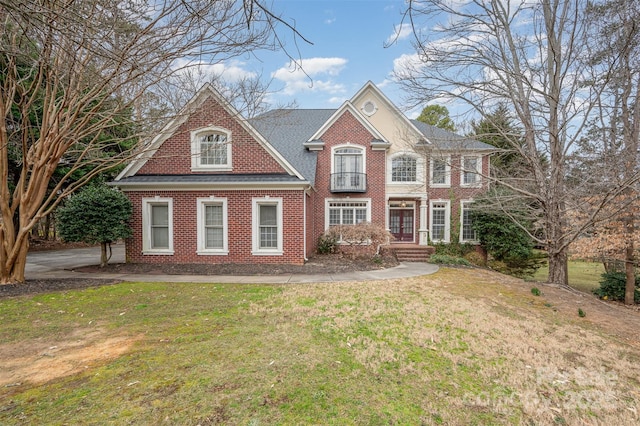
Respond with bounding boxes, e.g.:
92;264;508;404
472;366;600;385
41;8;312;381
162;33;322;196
26;244;439;283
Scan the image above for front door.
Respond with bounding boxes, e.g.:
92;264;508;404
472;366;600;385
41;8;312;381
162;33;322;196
390;209;414;242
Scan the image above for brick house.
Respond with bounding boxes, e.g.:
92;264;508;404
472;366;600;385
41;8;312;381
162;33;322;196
113;82;494;264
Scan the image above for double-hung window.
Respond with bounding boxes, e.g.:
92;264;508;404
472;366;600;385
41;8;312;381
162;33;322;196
197;197;228;255
142;197;173;254
430;157;450;187
252;197;283;255
461;155;481;187
460;201;477;242
430;200;450;243
191;127;232;171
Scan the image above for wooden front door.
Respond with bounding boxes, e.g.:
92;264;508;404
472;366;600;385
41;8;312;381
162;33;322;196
390;209;414;242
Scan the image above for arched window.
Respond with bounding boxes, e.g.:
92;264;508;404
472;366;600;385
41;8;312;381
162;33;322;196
331;145;366;192
191;127;232;170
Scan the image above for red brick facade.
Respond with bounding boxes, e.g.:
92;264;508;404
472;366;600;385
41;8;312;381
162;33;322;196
138;98;286;176
125;190;305;264
116;84;493;265
310;111;387;247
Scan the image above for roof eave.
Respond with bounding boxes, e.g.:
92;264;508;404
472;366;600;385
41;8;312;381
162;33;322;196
111;180;310;191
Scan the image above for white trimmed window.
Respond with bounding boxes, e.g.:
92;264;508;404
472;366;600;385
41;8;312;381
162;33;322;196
191;127;232;171
326;199;371;228
197;197;228;255
142;197;174;254
430;200;450;243
252;197;283;255
460;201;477;243
461;155;482;187
391;154;417;183
331;144;366;191
430;156;451;187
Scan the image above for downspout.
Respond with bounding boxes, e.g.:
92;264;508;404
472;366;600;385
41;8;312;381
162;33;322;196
304;185;317;261
303;188;307;261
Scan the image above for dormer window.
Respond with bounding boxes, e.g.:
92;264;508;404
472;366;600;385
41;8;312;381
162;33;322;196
191;127;232;171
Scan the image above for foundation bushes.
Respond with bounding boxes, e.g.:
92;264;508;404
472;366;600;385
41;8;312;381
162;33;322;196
321;223;393;259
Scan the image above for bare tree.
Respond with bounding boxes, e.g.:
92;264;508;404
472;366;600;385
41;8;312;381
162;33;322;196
0;0;307;284
395;0;638;286
580;0;640;304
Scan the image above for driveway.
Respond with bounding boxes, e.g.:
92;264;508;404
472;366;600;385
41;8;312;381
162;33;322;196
26;244;126;274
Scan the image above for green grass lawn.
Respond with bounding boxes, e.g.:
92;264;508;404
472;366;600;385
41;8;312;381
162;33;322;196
533;260;605;293
1;271;638;425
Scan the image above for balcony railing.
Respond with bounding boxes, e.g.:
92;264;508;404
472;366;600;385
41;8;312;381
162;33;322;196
330;172;367;192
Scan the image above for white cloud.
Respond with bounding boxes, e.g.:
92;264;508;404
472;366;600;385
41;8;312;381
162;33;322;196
272;57;348;96
328;96;347;105
386;23;413;45
392;52;425;78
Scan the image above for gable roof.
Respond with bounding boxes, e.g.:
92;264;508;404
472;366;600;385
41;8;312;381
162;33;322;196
115;82;493;187
249;109;335;186
350;81;426;142
116;83;305;181
306;100;388;143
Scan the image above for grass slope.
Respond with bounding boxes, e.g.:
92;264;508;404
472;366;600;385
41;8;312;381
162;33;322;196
1;270;638;425
534;260;605;293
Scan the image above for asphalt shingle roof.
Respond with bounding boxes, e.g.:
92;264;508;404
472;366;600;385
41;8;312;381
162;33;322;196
248;110;494;185
249;109;336;186
411;120;495;151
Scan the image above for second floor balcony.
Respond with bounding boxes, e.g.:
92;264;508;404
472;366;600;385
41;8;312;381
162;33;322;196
330;172;367;193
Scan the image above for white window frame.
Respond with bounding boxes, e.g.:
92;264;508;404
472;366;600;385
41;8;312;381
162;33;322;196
429;200;450;243
460;155;482;187
324;198;372;230
460;200;478;243
142;197;174;255
252;197;283;255
196;197;229;255
331;144;366;175
430;156;451;187
388;152;423;184
361;100;378;116
190;126;232;171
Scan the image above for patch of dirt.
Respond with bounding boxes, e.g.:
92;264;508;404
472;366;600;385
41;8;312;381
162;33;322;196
0;330;144;387
0;278;123;298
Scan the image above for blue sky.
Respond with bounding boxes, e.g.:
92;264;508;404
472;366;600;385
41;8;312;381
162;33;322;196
227;0;420;115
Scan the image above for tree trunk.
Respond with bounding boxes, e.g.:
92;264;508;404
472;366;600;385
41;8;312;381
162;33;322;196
0;236;29;284
548;247;569;286
625;222;636;305
100;242;108;268
100;242;113;268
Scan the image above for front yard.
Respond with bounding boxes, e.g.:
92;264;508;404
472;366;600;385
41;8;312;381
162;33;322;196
1;268;638;424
